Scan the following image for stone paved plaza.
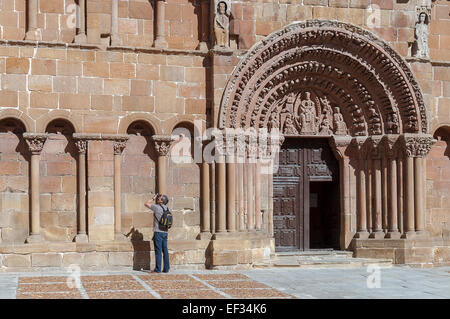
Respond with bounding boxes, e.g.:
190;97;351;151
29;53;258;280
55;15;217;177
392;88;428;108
1;265;449;299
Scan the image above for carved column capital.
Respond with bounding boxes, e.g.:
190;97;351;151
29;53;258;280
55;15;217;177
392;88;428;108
23;133;48;155
329;136;352;160
402;134;436;158
152;135;176;156
74;139;88;154
367;136;383;159
382;134;401;158
113;140;127;155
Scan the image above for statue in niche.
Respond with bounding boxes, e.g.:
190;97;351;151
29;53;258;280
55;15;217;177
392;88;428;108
333;107;347;135
299;92;317;134
214;1;230;48
413;10;430;59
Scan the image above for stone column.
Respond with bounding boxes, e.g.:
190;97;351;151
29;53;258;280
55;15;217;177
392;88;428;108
111;0;120;46
23;133;48;243
226;157;236;232
152;135;175;195
216;158;227;233
413;135;435;235
368;137;384;239
74;139;88;242
255;160;262;230
25;0;41;40
330;136;353;248
197;0;210;51
74;0;87;43
200;160;211;236
354;138;369;238
153;0;168;48
385;136;401;239
397;157;404;235
113;138;128;241
403;154;415;237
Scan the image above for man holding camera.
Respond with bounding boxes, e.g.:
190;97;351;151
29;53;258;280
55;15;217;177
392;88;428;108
145;193;170;273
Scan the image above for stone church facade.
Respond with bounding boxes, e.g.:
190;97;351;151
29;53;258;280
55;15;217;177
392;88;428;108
0;0;449;270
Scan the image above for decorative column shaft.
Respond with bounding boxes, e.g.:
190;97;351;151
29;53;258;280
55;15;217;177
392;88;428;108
255;160;262;230
368;137;384;239
111;0;120;45
24;133;48;243
113;138;128;241
216;157;227;233
385;136;401;239
404;155;415;237
152;135;175;195
197;0;210;51
226;156;236;232
354;138;369;238
200;160;211;235
74;139;88;242
25;0;41;40
74;0;87;43
154;0;168;48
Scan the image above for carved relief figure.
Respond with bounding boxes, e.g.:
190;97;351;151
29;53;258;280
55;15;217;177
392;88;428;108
368;106;382;135
268;111;280;132
214;1;230;48
283;113;298;135
413;11;429;59
299;92;317;134
387;113;399;134
318;117;332;135
333;107;347;135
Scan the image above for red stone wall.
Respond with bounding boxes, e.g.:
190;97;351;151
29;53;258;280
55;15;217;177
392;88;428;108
426;129;450;239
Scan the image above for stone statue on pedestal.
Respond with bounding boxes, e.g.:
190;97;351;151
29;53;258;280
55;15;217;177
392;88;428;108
214;1;230;48
413;10;430;59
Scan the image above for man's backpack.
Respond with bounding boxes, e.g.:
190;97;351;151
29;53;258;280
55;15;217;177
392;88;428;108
158;204;173;229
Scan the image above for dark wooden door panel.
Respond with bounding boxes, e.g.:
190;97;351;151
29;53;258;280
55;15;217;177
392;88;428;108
273;138;338;250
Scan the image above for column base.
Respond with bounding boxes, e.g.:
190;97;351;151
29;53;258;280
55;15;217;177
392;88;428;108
25;234;43;243
73;233;89;243
414;230;428;238
153;38;168;49
25;30;42;41
401;231;416;239
368;231;385;239
114;233;128;241
197;232;212;240
385;231;401;239
74;33;87;44
354;231;370;239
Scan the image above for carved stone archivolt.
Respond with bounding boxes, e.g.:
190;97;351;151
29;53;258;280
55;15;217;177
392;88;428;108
219;20;428;136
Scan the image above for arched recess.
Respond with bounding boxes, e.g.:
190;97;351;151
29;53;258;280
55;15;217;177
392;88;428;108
121;120;157;241
0;118;30;243
36;110;82;134
219;20;428;135
41;119;78;241
213;20;435;252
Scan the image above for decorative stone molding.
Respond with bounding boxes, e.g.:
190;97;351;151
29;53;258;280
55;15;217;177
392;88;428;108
152;135;176;156
219;20;428;135
382;134;401;159
23;133;48;155
402;134;436;158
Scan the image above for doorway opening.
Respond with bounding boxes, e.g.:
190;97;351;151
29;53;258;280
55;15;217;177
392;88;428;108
309;181;340;250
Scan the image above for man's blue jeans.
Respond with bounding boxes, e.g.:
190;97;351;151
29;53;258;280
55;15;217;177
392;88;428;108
153;232;169;273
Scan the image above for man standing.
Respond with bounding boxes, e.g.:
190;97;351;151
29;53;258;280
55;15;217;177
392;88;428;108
145;194;170;273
